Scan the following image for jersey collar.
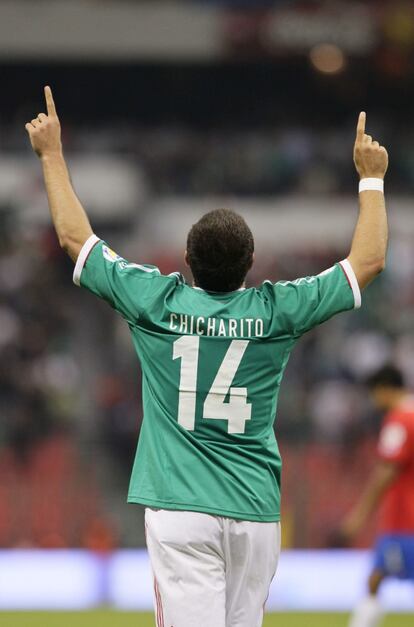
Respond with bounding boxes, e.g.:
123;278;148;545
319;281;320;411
193;286;246;293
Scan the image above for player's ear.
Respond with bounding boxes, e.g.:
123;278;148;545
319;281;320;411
184;250;190;267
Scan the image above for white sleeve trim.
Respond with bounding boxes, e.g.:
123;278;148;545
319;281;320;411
339;259;362;309
73;234;101;286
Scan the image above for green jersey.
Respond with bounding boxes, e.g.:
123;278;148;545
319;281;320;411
74;235;361;522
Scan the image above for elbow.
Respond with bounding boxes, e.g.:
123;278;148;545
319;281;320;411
57;233;88;263
372;257;386;275
363;257;386;283
349;254;386;290
58;234;70;252
58;234;78;262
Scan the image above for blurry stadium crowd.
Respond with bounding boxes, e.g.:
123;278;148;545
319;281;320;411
3;123;413;197
0;227;118;549
108;126;414;196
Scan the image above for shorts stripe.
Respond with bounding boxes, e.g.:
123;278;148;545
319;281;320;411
153;578;161;627
154;577;164;627
145;520;163;627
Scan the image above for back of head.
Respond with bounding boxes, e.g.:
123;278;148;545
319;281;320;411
366;364;405;391
186;209;254;293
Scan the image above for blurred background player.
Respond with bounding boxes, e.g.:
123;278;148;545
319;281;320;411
342;364;414;627
24;86;388;627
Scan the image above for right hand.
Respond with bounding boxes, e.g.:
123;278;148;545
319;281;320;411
341;509;365;542
327;513;363;548
326;528;351;549
354;112;388;180
25;86;62;159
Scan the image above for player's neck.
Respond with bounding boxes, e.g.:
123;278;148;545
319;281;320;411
388;390;409;410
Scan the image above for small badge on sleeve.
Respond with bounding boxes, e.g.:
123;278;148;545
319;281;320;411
102;245;123;263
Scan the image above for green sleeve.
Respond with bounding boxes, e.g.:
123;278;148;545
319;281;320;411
73;235;169;324
267;260;361;337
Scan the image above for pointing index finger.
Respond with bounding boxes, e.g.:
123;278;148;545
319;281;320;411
356;111;366;140
44;85;57;117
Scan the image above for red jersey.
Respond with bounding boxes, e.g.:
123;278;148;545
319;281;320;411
378;398;414;533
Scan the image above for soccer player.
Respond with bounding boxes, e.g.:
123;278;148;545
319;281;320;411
343;365;414;627
26;87;388;627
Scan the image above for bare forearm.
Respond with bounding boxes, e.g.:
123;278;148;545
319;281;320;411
347;190;388;290
347;112;389;289
352;475;387;524
41;151;93;262
25;87;93;262
343;463;398;538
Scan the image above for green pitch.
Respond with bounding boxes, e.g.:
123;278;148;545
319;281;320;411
0;612;412;626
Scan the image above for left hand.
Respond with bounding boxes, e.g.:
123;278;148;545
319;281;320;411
25;86;62;159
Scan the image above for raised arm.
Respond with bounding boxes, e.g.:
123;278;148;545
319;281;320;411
347;112;389;290
25;86;93;262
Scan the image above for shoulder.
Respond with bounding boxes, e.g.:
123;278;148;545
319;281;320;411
95;241;186;285
379;411;414;457
260;264;342;294
387;402;414;429
118;261;184;283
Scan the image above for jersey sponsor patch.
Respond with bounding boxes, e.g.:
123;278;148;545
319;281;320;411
379;423;408;457
102;245;123;263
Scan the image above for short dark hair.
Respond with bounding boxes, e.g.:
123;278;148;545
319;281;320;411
366;364;405;390
186;209;254;293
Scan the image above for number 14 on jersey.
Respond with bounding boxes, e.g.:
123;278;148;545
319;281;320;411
173;336;252;434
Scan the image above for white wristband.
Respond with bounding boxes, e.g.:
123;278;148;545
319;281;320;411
359;178;384;193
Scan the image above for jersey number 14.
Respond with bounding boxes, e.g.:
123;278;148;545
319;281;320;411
173;336;252;434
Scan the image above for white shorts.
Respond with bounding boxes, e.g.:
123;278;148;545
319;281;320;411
145;508;281;627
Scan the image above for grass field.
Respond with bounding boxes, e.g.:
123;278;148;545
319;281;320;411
0;612;412;626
